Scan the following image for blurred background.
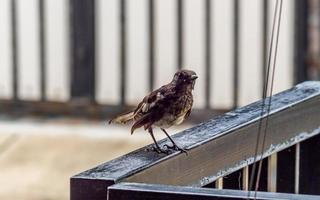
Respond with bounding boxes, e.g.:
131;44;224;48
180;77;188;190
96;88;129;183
0;0;319;199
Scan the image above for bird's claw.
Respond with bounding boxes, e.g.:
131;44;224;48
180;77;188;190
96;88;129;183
146;145;171;155
163;144;188;155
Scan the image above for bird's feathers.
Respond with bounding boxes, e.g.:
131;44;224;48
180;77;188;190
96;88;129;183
109;111;134;124
110;85;174;133
130;114;151;134
184;108;192;120
109;69;197;135
129;86;174;133
138;86;171;113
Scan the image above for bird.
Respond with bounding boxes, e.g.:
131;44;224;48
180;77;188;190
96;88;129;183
109;69;198;154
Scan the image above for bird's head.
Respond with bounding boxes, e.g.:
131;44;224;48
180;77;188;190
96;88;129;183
172;69;198;90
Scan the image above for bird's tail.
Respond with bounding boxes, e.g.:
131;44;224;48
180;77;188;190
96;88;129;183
109;111;135;124
131;114;151;135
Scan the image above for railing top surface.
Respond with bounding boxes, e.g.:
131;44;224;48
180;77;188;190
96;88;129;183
72;81;320;184
108;182;320;200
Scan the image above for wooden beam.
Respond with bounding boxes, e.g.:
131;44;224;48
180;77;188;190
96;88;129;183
71;81;320;199
295;143;300;194
0;99;226;122
215;178;223;189
108;182;320;200
242;166;249;191
268;153;277;192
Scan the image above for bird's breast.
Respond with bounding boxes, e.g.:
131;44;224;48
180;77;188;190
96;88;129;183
171;93;193;115
153;93;193;129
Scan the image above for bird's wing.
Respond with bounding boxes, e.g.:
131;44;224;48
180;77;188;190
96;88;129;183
184;108;192;120
131;84;176;134
134;84;175;116
108;110;134;124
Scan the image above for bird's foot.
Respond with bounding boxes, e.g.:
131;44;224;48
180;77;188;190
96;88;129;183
163;144;188;155
146;145;171;155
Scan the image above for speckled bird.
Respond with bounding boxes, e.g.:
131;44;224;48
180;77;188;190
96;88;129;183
109;69;198;154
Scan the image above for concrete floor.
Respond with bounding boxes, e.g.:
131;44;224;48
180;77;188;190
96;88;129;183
0;118;189;200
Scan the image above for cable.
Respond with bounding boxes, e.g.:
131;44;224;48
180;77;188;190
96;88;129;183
246;0;283;199
254;0;283;197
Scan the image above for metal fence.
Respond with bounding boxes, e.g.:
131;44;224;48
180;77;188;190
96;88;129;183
71;81;320;199
0;0;308;118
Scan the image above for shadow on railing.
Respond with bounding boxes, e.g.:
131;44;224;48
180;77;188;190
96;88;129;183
70;81;320;200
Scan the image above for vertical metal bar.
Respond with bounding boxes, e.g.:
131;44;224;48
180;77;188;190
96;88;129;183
294;0;308;84
148;0;155;91
233;0;239;108
268;153;277;192
262;0;268;97
120;0;127;105
242;166;249;191
295;143;300;194
215;177;223;189
70;0;96;101
11;0;18;100
205;0;211;109
177;0;183;70
39;0;46;101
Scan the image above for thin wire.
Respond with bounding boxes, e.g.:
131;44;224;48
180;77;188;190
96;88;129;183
254;0;283;197
247;0;283;199
247;0;280;198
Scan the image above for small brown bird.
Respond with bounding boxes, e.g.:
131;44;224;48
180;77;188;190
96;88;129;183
109;69;198;154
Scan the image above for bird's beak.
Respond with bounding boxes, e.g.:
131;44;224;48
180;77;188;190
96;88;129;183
191;75;198;80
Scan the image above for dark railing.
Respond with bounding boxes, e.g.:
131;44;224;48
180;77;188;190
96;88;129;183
0;0;310;119
70;81;320;199
108;183;319;200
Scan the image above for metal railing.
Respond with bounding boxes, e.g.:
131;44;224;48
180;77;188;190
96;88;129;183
70;81;320;199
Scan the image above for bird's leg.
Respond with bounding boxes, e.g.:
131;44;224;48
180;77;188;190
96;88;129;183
147;128;169;154
161;128;187;155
